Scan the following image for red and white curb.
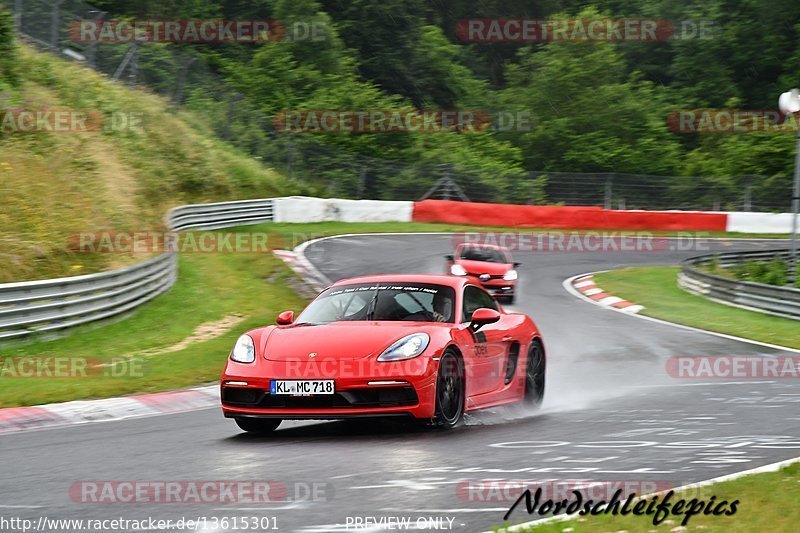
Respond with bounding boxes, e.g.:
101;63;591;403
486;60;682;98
0;385;218;434
570;274;644;314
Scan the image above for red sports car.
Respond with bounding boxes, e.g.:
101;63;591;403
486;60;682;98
446;243;520;303
221;274;545;434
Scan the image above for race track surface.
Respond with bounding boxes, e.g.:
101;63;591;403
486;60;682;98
2;234;798;532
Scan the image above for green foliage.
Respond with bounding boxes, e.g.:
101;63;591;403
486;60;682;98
707;254;720;274
0;8;18;88
499;8;681;176
723;257;790;286
8;0;800;203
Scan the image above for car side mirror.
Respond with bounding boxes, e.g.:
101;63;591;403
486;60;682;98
445;254;454;261
276;310;295;325
513;262;521;267
470;308;500;331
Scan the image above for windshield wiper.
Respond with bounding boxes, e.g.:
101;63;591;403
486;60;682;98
366;289;380;321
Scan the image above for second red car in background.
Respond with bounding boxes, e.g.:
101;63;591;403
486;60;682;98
446;243;520;303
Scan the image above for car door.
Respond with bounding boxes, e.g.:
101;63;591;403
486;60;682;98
461;285;509;396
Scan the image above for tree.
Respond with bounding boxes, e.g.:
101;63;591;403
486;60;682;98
0;8;17;88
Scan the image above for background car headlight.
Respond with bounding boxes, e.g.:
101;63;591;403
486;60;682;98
231;334;256;363
450;264;467;276
503;269;518;281
378;333;430;362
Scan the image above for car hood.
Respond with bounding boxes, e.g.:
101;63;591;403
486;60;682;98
456;259;511;276
261;322;444;361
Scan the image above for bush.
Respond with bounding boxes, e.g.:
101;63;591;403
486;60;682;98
728;257;789;286
746;260;768;281
763;258;788;286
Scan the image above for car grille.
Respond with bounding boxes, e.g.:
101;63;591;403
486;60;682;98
222;386;418;409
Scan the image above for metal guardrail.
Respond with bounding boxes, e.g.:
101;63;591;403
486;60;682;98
167;199;275;231
679;249;800;320
0;199;276;341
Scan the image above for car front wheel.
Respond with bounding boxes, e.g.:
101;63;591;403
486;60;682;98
235;417;282;435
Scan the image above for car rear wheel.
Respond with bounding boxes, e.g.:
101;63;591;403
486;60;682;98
524;340;545;407
235;417;282;435
434;350;465;428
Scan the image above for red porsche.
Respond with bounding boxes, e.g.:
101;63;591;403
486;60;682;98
446;243;520;303
221;274;545;434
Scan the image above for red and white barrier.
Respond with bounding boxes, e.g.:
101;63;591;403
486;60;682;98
271;196;793;233
410;200;795;233
725;212;795;234
412;200;729;231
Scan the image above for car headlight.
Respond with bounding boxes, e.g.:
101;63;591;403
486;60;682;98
450;264;467;276
377;333;430;362
503;269;518;281
230;334;256;363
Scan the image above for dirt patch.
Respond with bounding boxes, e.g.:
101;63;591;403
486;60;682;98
130;314;248;359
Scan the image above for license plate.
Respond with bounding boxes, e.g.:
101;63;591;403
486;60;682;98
270;380;334;395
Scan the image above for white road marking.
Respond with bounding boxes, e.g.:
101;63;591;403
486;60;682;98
0;504;43;508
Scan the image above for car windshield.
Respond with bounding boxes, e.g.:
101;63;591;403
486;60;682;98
296;283;456;324
459;245;509;263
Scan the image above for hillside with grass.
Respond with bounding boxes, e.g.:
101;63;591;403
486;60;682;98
0;12;304;283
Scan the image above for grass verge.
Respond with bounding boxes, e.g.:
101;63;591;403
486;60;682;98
593;266;800;350
510;461;800;532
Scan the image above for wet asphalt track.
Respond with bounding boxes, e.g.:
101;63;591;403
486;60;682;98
2;233;799;532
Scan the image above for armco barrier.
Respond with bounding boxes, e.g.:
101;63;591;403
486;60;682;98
412;200;730;231
167;198;276;231
0;253;177;341
679;250;800;320
0;199;278;342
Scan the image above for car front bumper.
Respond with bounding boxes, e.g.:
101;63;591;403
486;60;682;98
220;356;438;420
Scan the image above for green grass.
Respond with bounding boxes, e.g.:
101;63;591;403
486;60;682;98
594;266;800;349
507;462;800;532
0;44;308;283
